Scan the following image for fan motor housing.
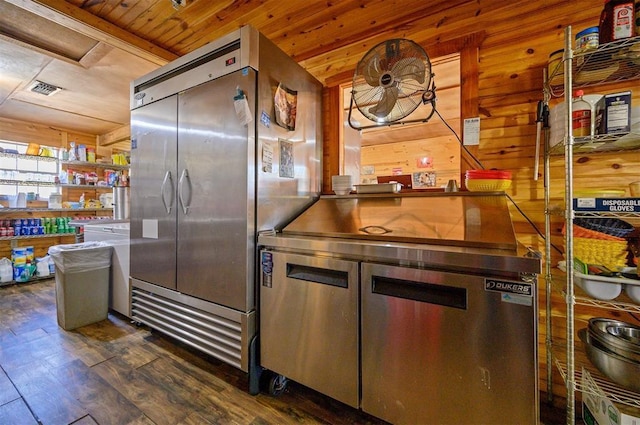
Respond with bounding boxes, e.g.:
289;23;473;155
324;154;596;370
380;73;394;87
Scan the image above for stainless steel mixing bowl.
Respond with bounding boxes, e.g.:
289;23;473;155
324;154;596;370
579;328;640;393
589;318;640;354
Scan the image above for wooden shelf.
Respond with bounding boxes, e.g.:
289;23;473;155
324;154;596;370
0;274;56;288
0;179;57;187
0;207;112;213
59;184;115;190
0;233;75;241
61;160;129;170
0;151;57;162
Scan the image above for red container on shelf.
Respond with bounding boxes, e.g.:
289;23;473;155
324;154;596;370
465;169;512;180
599;0;634;43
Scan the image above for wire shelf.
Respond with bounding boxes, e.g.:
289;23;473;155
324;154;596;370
548;36;640;96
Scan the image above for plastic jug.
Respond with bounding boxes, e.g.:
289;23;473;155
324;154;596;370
9;193;27;208
48;193;62;209
0;258;12;282
99;193;113;208
36;257;50;277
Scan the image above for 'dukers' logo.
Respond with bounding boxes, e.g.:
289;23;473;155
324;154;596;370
485;279;532;296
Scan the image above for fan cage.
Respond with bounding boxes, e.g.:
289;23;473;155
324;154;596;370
351;39;433;124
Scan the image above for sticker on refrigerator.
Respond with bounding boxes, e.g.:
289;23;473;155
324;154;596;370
262;143;274;173
261;251;273;288
279;139;294;178
500;293;532;306
142;219;159;239
484;278;532;297
260;110;270;128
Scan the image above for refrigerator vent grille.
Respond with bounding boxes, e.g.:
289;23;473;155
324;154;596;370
131;287;243;369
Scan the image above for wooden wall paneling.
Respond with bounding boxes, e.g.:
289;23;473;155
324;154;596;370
0;117;98;152
459;39;480;176
0;117;65;147
360;135;460;187
322;86;341;194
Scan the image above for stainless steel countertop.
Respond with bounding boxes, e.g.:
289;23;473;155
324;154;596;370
258;233;541;276
279;192;519;250
259;192;541;277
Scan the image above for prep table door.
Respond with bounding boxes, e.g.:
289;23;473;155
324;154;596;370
260;250;359;408
361;262;538;425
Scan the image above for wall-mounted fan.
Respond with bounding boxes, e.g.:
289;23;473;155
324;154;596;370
348;38;436;130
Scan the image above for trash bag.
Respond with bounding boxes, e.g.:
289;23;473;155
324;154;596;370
0;257;12;282
48;242;112;274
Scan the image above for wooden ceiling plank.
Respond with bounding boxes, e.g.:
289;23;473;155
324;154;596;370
102;0;154;25
138;1;205;48
149;1;253;52
6;0;177;65
125;0;183;42
170;3;284;53
90;0;126;19
280;0;470;59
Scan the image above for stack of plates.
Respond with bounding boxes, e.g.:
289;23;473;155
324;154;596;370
332;175;353;195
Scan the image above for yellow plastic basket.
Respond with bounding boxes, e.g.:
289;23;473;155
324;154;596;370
571;237;629;271
465;178;512;192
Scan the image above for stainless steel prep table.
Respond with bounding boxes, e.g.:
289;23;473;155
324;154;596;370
258;192;541;425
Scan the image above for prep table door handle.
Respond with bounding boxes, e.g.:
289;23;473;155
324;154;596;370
372;275;467;310
286;263;349;288
178;169;192;215
160;170;174;214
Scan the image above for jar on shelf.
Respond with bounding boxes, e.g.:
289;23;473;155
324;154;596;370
575;27;599;52
87;147;96;163
599;0;634;43
572;90;592;137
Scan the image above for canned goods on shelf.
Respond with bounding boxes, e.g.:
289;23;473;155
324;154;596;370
547;49;564;86
575;26;599;52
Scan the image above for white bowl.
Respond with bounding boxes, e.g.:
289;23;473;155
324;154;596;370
625;284;640;304
334;189;351;195
332;175;352;184
574;272;622;301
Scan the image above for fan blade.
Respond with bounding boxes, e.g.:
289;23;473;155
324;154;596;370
391;57;426;84
368;86;399;118
363;56;383;86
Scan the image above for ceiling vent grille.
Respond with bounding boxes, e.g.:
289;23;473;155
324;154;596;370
29;80;62;96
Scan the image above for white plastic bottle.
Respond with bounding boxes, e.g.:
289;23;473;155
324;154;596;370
572;90;591;137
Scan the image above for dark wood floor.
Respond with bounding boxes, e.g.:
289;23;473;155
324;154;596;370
1;279;569;425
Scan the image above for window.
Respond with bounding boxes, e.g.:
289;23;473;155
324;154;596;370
0;140;59;201
341;53;461;189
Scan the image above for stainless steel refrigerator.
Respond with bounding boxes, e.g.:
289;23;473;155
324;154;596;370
128;26;322;381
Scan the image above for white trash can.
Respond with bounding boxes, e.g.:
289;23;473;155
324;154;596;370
48;242;113;330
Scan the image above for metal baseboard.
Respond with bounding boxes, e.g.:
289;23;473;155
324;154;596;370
131;278;255;371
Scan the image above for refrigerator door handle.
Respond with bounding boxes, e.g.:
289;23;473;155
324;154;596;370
178;168;192;215
161;170;174;214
